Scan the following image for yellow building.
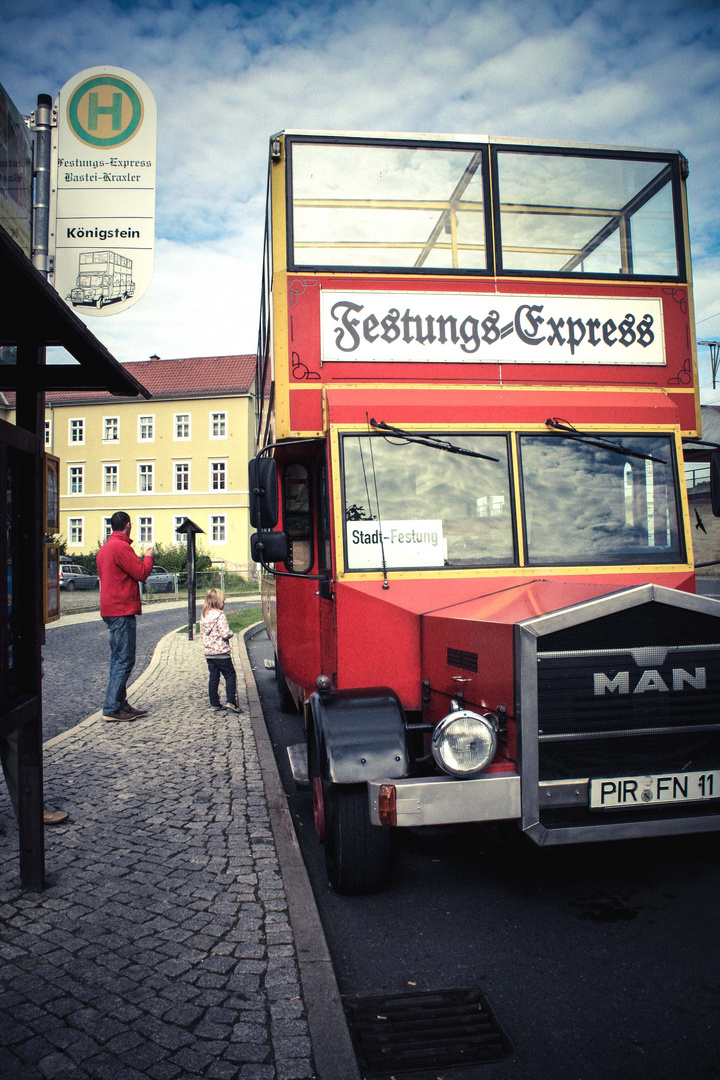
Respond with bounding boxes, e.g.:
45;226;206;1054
40;354;256;570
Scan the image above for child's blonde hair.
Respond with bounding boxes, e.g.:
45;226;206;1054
202;588;226;617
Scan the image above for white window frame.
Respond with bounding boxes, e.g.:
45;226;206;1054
138;414;155;442
102;517;113;542
210;411;227;439
103;463;119;494
44;419;51;447
103;416;119;442
174;413;191;441
68;517;84;546
138;516;154;544
210;459;227;491
69;418;85;445
69;464;84;494
210;514;227;544
174;461;191;492
173;516;188;544
138;462;154;493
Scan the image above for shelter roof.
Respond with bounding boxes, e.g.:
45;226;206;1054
0;226;150;398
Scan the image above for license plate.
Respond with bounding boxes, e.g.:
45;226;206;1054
590;770;720;810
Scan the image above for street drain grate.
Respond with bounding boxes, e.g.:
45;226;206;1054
344;986;512;1075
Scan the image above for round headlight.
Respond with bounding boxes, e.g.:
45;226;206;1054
431;708;497;777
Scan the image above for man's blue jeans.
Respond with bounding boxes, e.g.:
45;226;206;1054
103;615;137;713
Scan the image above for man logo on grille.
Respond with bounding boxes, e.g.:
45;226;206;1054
593;667;706;695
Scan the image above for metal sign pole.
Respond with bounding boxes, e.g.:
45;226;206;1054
31;94;53;278
188;530;196;641
175;518;204;642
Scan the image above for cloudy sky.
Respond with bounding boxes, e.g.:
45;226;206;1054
2;0;719;393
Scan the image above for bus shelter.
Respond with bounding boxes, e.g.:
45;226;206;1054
0;225;150;890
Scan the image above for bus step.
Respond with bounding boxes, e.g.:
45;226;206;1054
287;743;309;786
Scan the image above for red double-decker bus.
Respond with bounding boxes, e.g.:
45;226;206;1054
250;130;720;893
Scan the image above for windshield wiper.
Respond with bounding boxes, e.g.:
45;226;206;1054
545;418;667;464
369;419;499;462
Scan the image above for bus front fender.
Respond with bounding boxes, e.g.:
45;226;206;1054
306;687;410;785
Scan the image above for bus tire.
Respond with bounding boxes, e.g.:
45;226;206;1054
324;783;392;895
96;297;103;308
275;652;296;713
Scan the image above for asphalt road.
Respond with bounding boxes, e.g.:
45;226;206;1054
42;598;257;743
246;627;720;1080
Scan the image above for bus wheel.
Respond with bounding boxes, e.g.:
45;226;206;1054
275;653;296;713
96;297;103;308
324;783;392;895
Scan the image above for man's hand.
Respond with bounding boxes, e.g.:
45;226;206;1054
145;546;155;560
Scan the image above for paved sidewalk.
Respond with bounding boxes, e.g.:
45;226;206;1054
0;627;358;1080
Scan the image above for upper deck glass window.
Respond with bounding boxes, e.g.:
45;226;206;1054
290;142;486;272
495;151;679;277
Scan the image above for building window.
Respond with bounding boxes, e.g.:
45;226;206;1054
69;465;84;494
103;416;119;441
174;462;190;491
69;518;83;545
69;418;84;444
174;413;191;440
174;516;188;544
44;420;51;446
211;461;227;491
139;463;154;493
139;415;154;441
210;515;226;543
103;464;118;493
138;517;153;543
102;517;112;541
210;412;227;439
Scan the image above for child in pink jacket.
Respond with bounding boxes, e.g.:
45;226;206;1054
200;589;239;712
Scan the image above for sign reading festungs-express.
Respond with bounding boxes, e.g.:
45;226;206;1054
51;67;156;317
320;291;665;366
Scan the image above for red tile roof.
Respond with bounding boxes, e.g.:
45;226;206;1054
43;355;256;404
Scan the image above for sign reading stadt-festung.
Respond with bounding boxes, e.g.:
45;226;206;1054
51;66;156;317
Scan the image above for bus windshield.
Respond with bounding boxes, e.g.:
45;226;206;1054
340;432;684;571
519;434;684;566
341;434;515;570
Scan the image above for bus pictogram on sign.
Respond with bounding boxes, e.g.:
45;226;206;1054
67;76;143;148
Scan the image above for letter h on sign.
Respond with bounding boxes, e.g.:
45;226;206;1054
88;92;122;132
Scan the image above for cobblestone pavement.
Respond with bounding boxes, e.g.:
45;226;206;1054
42;600;258;744
0;629;327;1080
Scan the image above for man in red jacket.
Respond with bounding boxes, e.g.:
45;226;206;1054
97;511;154;721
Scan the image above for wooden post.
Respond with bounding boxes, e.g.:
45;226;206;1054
13;340;46;891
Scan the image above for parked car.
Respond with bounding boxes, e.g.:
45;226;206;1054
59;564;99;590
144;566;176;594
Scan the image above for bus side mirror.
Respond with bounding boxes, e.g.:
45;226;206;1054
251;531;287;564
711;454;720;517
249;457;279;528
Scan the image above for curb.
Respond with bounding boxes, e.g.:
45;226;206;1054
240;625;361;1080
43;621;187;750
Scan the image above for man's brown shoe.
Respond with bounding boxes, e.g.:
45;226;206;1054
124;705;148;717
44;810;69;825
103;709;137;722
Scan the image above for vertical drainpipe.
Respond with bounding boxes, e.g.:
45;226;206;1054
32;93;53;278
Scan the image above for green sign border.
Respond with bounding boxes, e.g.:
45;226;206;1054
67;76;143;148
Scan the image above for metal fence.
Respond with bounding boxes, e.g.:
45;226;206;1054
141;569;257;600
